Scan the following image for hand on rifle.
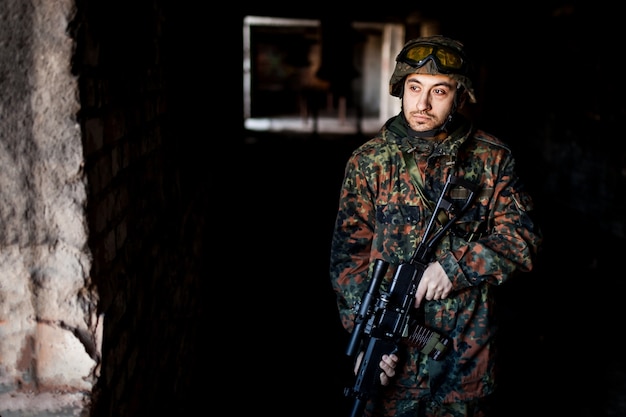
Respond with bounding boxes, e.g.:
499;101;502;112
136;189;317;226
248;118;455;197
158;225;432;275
354;351;399;386
414;261;452;308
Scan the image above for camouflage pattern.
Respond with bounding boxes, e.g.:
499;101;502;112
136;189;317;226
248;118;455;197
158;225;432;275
390;36;477;103
365;389;494;417
329;114;542;415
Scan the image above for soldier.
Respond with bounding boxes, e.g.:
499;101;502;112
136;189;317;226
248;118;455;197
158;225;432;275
329;35;543;417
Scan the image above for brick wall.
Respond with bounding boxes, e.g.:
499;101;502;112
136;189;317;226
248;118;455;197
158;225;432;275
72;0;209;415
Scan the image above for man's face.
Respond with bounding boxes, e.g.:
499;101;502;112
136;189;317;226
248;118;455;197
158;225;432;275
402;73;458;133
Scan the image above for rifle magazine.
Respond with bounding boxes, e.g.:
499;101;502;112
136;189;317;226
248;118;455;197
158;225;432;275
404;321;452;361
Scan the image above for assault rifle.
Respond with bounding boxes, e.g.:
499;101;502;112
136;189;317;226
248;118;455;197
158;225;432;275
344;175;479;417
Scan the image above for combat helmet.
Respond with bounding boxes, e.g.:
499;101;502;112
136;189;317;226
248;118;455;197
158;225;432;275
389;35;476;103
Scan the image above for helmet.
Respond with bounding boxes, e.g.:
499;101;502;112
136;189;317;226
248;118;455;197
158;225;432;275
389;35;476;103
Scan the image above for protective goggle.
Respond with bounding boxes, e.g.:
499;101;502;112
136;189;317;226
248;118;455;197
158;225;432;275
396;42;467;74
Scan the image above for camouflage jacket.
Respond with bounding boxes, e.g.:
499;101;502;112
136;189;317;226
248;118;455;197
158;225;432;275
329;113;542;405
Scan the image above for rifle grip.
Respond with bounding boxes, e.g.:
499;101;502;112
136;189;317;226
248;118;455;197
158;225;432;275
345;336;398;417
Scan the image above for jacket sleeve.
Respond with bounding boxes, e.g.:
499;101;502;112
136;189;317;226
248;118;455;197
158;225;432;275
438;150;543;291
329;151;378;333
